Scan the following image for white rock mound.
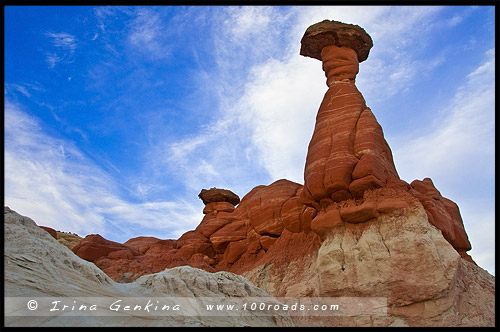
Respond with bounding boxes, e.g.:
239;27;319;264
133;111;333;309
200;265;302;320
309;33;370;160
4;207;293;327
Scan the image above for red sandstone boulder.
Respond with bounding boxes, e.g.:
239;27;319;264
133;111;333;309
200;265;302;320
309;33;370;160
340;200;379;224
195;213;237;238
281;194;304;233
210;219;248;253
176;230;208;248
246;229;262;254
124;236;165;254
233;229;322;280
203;201;236;214
259;236;278;251
72;234;139;262
299;207;316;233
176;230;214;259
310;207;342;239
376;197;410;213
143;239;177;256
188;253;217;272
246;179;302;236
95;256;150;283
224;240;248;264
410;178;472;253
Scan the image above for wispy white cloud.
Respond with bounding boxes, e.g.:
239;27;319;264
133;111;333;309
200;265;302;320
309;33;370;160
232;56;323;183
8;84;31;98
44;32;78;68
354;6;446;102
93;6;172;61
223;6;273;42
94;6;132;33
5;82;45;99
447;14;463;26
393;48;494;183
391;48;495;275
4;101;204;242
128;8;170;60
46;32;78;50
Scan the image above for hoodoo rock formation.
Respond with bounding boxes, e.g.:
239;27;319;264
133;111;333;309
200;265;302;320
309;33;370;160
297;20;473;260
300;20;400;215
10;19;494;327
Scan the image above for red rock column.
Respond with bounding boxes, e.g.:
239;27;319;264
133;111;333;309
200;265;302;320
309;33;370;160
299;20;399;212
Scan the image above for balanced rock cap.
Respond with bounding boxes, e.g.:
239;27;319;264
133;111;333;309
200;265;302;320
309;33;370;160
300;19;373;62
198;187;240;206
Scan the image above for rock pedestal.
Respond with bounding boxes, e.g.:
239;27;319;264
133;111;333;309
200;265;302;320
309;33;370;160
298;20;472;261
300;20;399;212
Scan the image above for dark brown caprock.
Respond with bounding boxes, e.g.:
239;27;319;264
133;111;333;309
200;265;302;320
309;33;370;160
300;19;373;62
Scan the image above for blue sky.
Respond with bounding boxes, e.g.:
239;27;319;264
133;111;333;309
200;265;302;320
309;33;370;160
4;6;495;275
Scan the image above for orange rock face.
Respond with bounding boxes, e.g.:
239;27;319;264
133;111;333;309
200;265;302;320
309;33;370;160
301;44;399;212
72;234;139;263
124;236;170;254
409;178;474;263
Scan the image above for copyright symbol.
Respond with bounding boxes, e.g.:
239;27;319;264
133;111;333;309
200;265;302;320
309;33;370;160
27;300;38;310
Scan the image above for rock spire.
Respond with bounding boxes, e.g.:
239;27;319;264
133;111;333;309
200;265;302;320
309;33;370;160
300;19;399;213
